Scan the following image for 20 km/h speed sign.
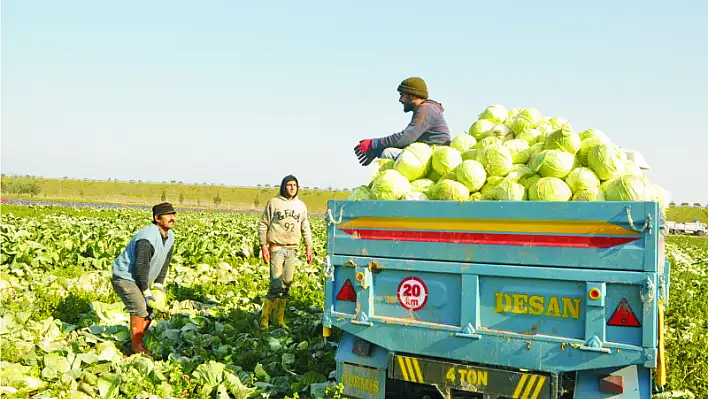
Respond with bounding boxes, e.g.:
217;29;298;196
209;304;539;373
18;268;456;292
397;277;428;311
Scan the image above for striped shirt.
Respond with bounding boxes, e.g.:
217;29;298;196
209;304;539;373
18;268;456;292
372;100;451;152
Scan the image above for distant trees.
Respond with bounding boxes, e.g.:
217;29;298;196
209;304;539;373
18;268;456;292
681;202;689;206
1;182;41;197
694;202;702;207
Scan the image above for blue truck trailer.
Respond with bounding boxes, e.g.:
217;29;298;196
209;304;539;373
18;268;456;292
322;200;669;399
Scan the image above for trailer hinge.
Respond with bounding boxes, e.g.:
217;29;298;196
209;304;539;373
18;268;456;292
351;312;373;327
579;336;611;354
640;278;656;304
644;348;658;368
455;323;481;340
323;256;334;281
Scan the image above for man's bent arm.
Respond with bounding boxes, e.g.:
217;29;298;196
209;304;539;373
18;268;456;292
133;239;155;292
372;105;437;150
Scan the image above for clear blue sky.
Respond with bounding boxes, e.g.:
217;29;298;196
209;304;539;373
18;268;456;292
2;1;707;203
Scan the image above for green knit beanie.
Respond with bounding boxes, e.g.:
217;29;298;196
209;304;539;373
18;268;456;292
397;77;428;99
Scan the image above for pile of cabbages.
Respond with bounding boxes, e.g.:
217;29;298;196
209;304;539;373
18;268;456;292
349;104;670;207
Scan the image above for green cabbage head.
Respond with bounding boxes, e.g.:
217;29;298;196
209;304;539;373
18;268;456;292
506;164;534;182
481;176;506;200
394;142;433;181
530;150;575;178
495;180;526;201
544;128;581;154
588;143;626;181
515;128;541;143
475;136;504;163
431;146;463;176
529;177;572;201
450;134;477;152
504;139;531;163
508;107;543;134
455;160;487;192
410;178;435;196
348;185;375;201
461;149;477;161
519;174;542;189
564;167;601;193
579;128;610;142
605;175;648;201
478;104;508;123
572;187;606;201
371;169;411;200
577;137;604;166
483;145;513;177
469;192;484;201
431;179;470;201
468;119;496;140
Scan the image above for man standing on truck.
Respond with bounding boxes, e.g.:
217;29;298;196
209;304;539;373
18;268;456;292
111;202;176;355
258;174;314;330
354;76;451;166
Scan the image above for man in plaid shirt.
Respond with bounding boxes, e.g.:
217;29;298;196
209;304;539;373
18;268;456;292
355;77;451;166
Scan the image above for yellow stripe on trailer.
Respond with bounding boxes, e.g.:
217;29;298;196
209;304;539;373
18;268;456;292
340;217;639;236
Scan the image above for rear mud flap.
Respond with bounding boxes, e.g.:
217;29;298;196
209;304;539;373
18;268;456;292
574;365;651;398
335;332;388;399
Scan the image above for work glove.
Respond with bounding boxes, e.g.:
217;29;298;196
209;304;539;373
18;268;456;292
153;283;165;292
261;245;270;265
143;288;156;309
354;139;377;166
306;246;313;265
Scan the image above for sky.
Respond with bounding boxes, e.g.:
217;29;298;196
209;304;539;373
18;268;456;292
2;0;707;203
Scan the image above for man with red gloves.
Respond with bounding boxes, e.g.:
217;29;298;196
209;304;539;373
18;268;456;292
354;77;451;166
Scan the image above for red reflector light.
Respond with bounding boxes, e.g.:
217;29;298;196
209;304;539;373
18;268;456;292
336;279;357;302
588;288;601;300
608;299;641;327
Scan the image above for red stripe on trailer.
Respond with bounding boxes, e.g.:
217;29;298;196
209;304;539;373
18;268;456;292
340;229;640;248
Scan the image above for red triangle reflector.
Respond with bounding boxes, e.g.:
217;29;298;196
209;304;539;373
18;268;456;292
336;279;357;302
608;298;641;327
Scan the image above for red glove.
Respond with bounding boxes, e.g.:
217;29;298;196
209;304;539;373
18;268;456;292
261;245;270;264
355;139;373;154
354;139;376;166
306;246;313;265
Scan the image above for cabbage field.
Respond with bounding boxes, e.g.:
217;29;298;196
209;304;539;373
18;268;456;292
0;205;341;399
350;104;670;206
1;204;706;399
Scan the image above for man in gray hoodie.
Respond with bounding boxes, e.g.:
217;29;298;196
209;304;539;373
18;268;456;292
257;175;313;330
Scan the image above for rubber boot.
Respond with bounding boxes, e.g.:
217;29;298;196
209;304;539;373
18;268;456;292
130;315;152;355
260;298;275;330
274;298;289;330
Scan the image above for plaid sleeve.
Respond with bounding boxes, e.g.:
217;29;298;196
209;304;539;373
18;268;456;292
372;104;438;150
